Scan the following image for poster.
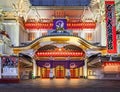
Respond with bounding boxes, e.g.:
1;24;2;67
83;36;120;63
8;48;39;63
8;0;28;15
1;56;18;77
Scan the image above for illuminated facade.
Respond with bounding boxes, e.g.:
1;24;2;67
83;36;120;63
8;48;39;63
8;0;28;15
0;0;120;82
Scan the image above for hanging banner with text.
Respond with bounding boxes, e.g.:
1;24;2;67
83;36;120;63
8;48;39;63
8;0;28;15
105;0;117;53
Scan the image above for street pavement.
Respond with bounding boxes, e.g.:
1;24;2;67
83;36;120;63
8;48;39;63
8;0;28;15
0;79;120;92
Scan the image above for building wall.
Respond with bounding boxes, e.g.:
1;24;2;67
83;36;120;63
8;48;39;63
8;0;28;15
19;24;29;44
4;23;19;46
0;41;3;54
88;66;120;80
118;40;120;54
100;22;107;46
88;68;103;79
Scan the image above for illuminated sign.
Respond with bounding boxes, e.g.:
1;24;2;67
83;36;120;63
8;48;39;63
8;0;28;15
53;19;67;30
105;1;117;53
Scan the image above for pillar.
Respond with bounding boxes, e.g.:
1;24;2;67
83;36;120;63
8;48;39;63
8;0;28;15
33;59;37;78
49;68;53;79
79;67;83;78
100;22;106;46
83;58;88;78
37;66;41;77
66;69;70;78
49;61;53;79
66;60;70;78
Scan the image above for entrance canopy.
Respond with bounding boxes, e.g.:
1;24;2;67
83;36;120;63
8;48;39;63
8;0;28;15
13;35;107;58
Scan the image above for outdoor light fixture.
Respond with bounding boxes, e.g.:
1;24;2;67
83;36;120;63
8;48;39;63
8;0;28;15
36;51;84;57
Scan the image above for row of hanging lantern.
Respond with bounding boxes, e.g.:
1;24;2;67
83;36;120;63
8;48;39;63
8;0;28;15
103;62;120;66
24;22;96;30
25;22;53;29
36;51;84;57
67;22;96;29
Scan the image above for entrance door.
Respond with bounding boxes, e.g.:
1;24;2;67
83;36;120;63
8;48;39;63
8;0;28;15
55;66;65;78
41;68;50;78
70;68;79;78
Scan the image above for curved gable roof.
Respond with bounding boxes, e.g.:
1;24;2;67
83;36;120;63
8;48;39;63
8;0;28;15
13;35;107;55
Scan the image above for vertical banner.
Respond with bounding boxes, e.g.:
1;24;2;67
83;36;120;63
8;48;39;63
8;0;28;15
53;19;67;30
105;0;117;53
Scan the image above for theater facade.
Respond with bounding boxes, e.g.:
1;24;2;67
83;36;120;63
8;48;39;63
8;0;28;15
0;0;120;82
12;34;106;79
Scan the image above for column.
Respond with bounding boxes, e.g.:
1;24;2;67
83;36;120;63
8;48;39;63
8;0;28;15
33;59;37;78
79;67;83;78
49;61;53;79
101;22;106;46
66;57;71;78
66;60;70;78
66;69;70;78
83;59;88;78
37;67;41;77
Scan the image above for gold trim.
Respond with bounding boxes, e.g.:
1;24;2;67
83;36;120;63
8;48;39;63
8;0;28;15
50;38;70;41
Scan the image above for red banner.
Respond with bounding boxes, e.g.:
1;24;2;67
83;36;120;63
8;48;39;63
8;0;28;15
105;1;117;53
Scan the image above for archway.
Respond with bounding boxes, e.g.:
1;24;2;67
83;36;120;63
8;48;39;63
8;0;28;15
55;65;65;78
41;67;50;78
